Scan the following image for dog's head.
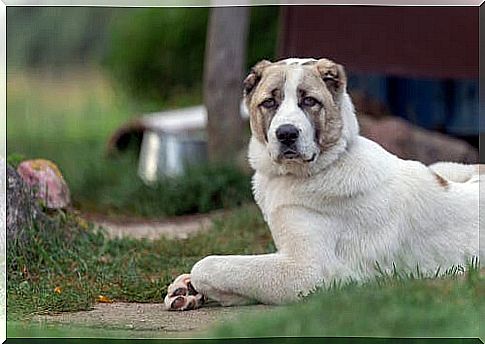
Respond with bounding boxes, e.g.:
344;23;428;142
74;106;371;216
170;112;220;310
244;57;359;176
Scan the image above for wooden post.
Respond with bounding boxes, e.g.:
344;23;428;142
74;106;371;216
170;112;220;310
203;7;249;163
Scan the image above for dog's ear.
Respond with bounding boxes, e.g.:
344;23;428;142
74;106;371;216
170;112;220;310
315;59;345;149
316;58;347;103
243;60;272;97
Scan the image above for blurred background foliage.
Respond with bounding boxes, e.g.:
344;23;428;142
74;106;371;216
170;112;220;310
106;8;210;103
7;8;114;68
8;7;279;105
7;7;280;217
7;6;279;217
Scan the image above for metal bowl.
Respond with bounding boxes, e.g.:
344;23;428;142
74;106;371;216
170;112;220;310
138;130;207;183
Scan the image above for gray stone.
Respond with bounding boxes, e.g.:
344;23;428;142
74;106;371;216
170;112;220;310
6;164;46;244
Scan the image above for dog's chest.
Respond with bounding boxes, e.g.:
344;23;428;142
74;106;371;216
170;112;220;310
253;172;406;277
253;171;374;216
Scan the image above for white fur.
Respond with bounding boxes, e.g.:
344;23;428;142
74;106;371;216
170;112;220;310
189;83;482;307
429;162;477;182
280;57;317;65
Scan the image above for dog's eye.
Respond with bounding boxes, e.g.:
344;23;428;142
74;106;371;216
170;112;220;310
260;98;277;109
301;97;318;107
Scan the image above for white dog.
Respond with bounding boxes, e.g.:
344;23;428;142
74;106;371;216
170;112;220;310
164;57;482;311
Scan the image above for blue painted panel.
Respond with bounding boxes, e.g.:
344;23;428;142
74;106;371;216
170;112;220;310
387;78;448;131
445;79;480;135
347;74;388;105
347;74;480;137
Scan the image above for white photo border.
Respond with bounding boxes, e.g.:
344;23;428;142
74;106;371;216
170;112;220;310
1;2;482;343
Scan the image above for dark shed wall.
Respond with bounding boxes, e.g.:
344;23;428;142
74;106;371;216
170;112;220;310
278;6;478;79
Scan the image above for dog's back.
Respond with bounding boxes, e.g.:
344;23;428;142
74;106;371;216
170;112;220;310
430;162;483;262
429;162;481;183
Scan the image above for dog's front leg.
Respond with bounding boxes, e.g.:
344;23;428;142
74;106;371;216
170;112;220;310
164;207;344;310
164;253;322;310
189;253;321;306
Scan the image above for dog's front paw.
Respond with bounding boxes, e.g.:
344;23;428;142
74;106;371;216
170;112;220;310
164;274;206;311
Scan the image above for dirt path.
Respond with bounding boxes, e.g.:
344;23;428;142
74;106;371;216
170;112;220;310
32;302;276;338
84;211;223;240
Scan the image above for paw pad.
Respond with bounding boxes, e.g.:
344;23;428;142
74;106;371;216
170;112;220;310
164;274;206;311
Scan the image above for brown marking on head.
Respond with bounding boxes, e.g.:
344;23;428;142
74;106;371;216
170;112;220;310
315;58;347;104
243;60;272;97
433;172;449;189
244;61;287;143
299;62;344;149
243;57;346;150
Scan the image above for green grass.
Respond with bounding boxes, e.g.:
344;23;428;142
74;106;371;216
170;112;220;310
7;68;252;217
7;204;274;320
8;203;484;339
6;185;483;338
210;264;483;338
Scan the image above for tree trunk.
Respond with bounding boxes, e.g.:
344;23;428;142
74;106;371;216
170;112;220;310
204;7;249;163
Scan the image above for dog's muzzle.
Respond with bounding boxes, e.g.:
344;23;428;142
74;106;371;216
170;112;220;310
276;124;300;159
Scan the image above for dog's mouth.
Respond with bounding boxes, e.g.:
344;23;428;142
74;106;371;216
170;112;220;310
278;150;316;163
281;149;300;159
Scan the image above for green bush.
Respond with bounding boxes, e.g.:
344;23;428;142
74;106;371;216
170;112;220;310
104;8;209;103
70;145;253;217
104;7;279;105
102;162;254;217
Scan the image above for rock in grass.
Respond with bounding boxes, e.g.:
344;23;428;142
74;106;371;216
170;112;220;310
17;159;71;209
6;164;46;244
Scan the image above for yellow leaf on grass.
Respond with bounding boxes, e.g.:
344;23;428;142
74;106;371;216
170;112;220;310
97;295;113;303
54;286;62;294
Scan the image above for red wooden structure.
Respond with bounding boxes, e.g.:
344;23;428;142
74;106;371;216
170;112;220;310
278;6;478;79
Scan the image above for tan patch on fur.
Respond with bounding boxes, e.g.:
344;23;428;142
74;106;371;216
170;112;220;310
320;105;344;150
433;172;449;189
315;58;347;104
243;58;347;149
245;64;286;143
313;59;346;149
243;60;272;97
298;71;343;149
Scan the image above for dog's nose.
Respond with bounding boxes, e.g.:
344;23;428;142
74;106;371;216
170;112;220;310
276;124;299;145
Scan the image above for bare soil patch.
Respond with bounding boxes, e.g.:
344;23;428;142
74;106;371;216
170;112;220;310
84;211;224;240
33;302;276;337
